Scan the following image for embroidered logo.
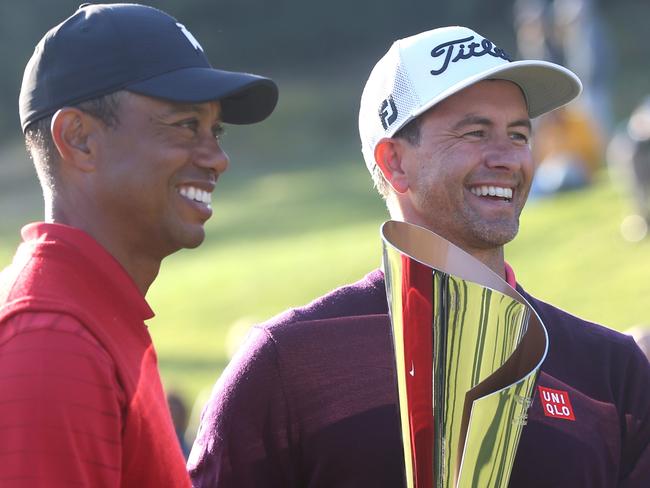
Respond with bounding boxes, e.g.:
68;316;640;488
379;95;398;130
177;23;204;52
538;386;575;421
512;394;533;426
429;36;511;76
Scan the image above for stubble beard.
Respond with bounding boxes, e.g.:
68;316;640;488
462;212;521;250
414;187;523;252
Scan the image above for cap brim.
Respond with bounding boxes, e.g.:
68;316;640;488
126;67;278;124
489;60;582;118
407;59;582;126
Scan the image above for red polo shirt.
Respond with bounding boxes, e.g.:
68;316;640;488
0;223;190;487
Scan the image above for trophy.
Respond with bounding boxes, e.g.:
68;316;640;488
381;220;548;488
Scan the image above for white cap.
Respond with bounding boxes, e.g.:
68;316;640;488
359;26;582;173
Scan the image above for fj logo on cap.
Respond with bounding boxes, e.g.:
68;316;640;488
176;23;203;52
538;386;576;421
379;96;398;130
430;36;511;76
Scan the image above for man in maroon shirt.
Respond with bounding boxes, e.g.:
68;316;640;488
0;3;277;487
189;26;650;487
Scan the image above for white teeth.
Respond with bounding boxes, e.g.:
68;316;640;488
178;186;212;206
470;186;513;200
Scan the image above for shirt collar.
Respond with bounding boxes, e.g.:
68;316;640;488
504;261;517;288
21;222;154;321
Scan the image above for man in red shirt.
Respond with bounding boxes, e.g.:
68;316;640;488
0;3;277;487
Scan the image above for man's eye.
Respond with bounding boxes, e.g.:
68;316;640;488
176;119;199;132
464;130;485;138
511;132;530;144
212;125;225;140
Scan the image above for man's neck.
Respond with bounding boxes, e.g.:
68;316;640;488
466;246;507;281
46;206;160;296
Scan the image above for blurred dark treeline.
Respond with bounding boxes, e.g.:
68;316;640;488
0;0;648;150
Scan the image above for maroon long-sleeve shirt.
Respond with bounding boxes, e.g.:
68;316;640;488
189;269;650;487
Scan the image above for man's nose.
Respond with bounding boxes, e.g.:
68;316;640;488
195;136;230;175
483;137;528;171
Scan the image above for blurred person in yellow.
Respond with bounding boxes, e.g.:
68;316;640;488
529;103;604;197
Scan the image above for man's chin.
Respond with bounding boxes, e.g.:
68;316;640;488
168;225;207;254
183;229;206;250
473;226;519;249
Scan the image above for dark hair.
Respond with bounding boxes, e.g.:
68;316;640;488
24;91;124;191
371;116;423;198
393;116;422;146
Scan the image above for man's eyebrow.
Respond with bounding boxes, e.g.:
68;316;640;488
161;103;204;114
509;118;532;131
451;115;532;131
159;102;222;119
451;115;493;131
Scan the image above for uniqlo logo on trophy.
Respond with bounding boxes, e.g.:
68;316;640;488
538;386;576;421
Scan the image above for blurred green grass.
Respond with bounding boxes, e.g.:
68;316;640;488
1;152;649;415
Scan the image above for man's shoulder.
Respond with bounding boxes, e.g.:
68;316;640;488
521;287;648;385
0;312;116;394
261;269;387;331
517;289;650;485
521;287;636;349
0;311;105;352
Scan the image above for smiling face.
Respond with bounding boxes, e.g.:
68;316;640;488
91;92;229;260
387;80;533;256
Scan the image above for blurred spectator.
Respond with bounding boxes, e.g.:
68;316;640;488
167;391;191;459
627;326;650;361
530;104;604;198
606;96;650;240
514;0;615;136
551;0;614;136
513;0;609;200
185;387;214;450
513;0;562;62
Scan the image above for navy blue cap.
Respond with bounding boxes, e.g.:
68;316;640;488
19;3;278;131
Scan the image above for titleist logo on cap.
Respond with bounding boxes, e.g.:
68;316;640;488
430;36;512;76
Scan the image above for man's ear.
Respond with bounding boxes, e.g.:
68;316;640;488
50;108;99;172
374;137;409;194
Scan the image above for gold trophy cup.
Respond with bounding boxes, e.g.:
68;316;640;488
381;221;548;488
